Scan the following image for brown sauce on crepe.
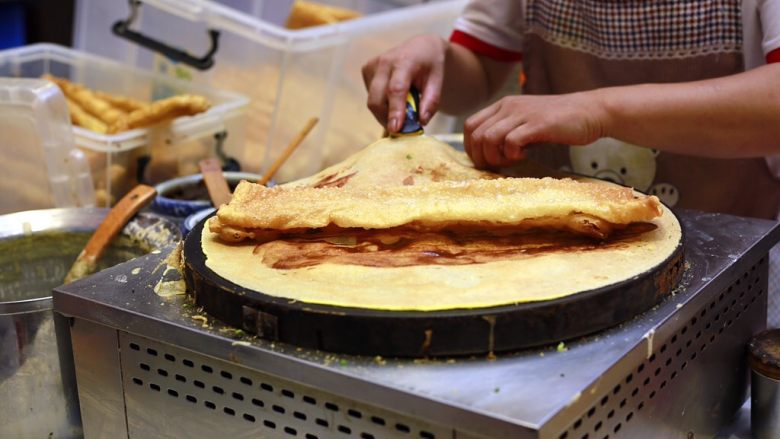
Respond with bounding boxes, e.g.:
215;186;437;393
256;222;657;269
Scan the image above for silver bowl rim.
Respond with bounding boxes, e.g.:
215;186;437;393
0;207;178;314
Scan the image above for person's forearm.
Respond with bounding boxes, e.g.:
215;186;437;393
596;63;780;158
440;43;514;115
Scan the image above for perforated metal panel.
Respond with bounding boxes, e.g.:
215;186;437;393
554;257;768;439
120;333;452;439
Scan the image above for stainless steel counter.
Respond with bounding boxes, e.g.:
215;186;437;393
53;210;780;439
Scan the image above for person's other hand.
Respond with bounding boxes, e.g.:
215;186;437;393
464;93;607;168
362;34;447;133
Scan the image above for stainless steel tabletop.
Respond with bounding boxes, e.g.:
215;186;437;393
53;210;780;438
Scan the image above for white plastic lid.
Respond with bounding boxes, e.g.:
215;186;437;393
0;78;95;213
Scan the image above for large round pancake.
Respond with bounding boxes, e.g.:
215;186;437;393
201;203;681;311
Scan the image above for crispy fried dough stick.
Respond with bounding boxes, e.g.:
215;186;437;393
64;97;108;134
285;0;361;29
93;90;147;113
107;95;211;134
43;75;127;125
212;178;662;243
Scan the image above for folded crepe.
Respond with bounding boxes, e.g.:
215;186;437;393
210;177;662;243
201;136;679;311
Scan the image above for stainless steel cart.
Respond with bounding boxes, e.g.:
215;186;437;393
53;210;780;439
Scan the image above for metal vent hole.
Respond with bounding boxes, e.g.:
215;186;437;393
396;422;411;433
123;334;448;439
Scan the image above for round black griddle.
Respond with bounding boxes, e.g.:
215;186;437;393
183;217;685;357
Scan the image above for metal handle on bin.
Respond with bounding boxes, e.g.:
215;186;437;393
112;0;220;71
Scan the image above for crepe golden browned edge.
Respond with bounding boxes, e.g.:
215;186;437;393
210;177;662;242
107;95;211;134
285;0;361;29
210;213;620;243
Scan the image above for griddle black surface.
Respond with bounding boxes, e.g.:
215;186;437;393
184;217;684;357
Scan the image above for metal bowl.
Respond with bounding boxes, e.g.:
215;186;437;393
0;208;180;438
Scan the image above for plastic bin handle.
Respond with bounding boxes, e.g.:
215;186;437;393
112;0;220;70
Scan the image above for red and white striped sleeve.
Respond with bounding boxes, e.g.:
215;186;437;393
450;0;525;62
744;0;780;65
761;0;780;63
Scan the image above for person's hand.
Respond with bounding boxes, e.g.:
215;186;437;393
362;34;447;133
464;92;607;168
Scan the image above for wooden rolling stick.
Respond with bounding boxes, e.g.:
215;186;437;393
64;184;157;283
199;157;233;207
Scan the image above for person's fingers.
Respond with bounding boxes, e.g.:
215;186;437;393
463;103;500;162
386;62;417;133
418;64;443;125
464;100;501;136
365;59;392;126
467;134;489;169
463;105;498;168
361;57;376;89
504;123;541;160
479;117;520;168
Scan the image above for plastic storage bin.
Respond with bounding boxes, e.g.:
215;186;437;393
0;78;94;214
0;43;249;206
73;0;467;182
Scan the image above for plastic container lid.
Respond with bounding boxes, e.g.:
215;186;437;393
0;78;95;213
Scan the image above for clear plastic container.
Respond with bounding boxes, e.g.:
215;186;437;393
0;43;249;206
73;0;466;181
0;78;94;214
